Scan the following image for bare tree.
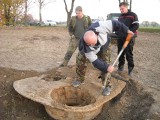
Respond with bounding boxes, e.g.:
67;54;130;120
12;0;24;25
118;0;121;4
129;0;132;11
0;0;2;24
34;0;55;23
63;0;75;26
0;0;24;26
142;21;149;27
24;0;33;25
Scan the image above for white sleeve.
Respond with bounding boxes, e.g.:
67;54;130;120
85;52;98;63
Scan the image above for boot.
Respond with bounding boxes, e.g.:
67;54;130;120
102;85;111;96
102;80;112;96
128;67;133;77
117;65;124;72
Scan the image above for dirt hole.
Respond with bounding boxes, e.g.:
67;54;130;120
43;73;66;81
94;79;155;120
50;86;96;107
0;67;158;120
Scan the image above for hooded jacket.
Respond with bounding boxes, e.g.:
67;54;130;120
79;20;129;73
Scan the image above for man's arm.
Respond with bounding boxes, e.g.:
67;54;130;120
112;20;129;34
68;17;74;36
84;51;109;73
130;13;139;32
88;16;92;26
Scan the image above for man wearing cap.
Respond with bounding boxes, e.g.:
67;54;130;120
60;6;92;67
72;20;134;96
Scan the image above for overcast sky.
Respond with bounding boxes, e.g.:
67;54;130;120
29;0;160;23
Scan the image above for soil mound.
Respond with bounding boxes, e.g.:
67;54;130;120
94;79;155;120
0;66;157;120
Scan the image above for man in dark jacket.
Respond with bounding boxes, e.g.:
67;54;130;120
72;20;134;96
117;2;139;76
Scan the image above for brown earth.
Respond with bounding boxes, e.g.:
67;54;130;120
0;26;160;120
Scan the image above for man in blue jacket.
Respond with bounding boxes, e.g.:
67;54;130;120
72;20;133;96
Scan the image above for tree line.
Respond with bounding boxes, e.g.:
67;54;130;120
0;0;131;26
0;0;55;26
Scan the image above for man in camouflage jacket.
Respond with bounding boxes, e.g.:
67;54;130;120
60;6;92;67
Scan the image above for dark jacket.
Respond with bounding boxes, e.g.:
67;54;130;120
117;10;139;38
79;20;129;73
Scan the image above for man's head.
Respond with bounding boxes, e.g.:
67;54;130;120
119;2;129;14
83;31;97;46
75;6;83;19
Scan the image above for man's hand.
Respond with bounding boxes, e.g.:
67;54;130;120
107;65;114;73
127;30;134;36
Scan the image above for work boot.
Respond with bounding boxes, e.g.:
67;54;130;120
117;65;124;72
102;86;111;96
128;67;133;77
128;70;133;77
72;80;84;87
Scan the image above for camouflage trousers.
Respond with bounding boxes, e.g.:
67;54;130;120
76;44;111;82
62;36;79;66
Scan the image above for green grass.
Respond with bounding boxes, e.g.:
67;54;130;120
139;27;160;33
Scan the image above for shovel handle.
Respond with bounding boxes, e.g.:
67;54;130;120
103;72;111;87
103;33;133;87
123;33;133;48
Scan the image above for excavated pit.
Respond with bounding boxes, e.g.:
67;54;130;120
12;65;157;120
13;70;126;120
51;86;96;107
44;84;103;120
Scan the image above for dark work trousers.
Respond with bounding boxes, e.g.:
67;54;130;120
117;37;135;71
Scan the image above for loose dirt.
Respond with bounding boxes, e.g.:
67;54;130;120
0;26;160;120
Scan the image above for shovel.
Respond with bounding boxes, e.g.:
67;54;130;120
103;33;133;88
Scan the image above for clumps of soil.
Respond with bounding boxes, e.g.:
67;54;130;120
0;67;53;120
0;67;157;120
94;79;155;120
42;66;76;81
43;72;66;81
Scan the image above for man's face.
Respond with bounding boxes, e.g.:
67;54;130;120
76;11;83;19
86;41;97;47
84;34;98;47
120;5;128;14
